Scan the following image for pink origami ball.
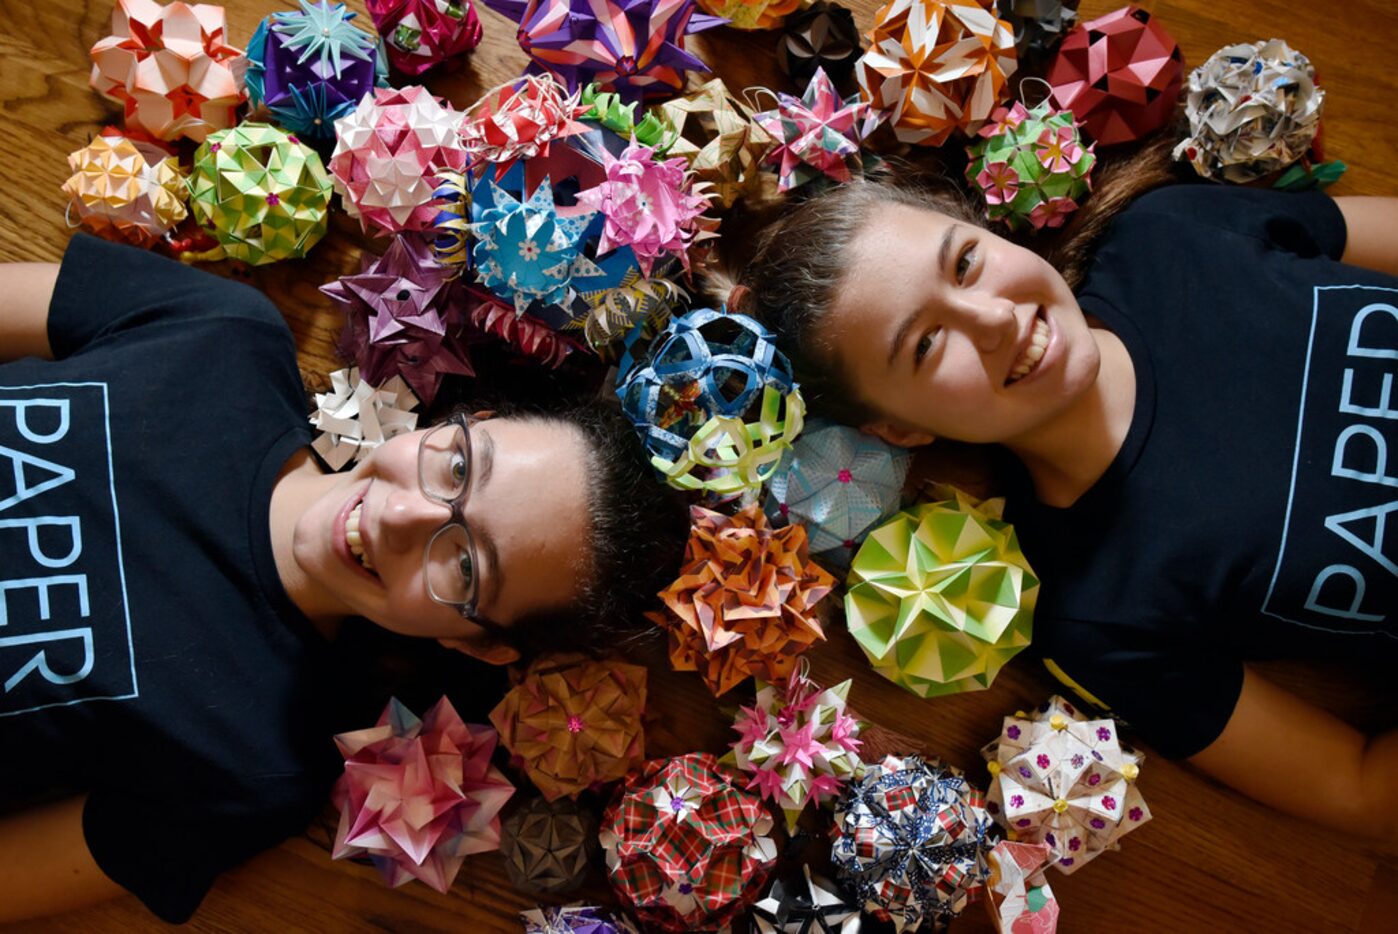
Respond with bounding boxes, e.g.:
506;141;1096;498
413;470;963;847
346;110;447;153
367;0;484;76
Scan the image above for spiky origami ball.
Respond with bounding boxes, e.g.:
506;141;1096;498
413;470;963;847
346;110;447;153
186;122;332;264
754;66;882;193
368;0;483;76
600;753;779;932
845;488;1038;697
499;796;598;894
695;0;803;30
62;131;188;249
653;78;776;210
966;99;1095;231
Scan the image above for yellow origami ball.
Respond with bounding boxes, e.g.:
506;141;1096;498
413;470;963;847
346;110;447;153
62;132;188;249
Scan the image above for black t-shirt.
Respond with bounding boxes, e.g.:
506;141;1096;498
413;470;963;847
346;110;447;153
0;235;343;922
1009;186;1398;760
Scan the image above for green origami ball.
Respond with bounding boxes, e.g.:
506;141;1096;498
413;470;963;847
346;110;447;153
188;122;332;264
965;100;1095;231
845;489;1038;697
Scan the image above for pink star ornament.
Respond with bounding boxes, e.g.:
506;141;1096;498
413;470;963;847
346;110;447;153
754;66;883;192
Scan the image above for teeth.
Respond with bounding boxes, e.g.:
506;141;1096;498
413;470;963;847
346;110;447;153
346;503;374;571
1008;317;1050;384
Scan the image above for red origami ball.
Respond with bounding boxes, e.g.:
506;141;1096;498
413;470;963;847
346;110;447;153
367;0;483;76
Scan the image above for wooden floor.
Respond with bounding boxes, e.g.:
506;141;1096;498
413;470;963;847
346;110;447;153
3;0;1397;930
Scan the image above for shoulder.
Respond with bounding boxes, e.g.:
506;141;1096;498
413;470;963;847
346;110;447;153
1105;184;1345;258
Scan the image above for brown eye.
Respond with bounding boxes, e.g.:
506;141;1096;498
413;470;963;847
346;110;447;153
955;244;977;283
915;328;941;363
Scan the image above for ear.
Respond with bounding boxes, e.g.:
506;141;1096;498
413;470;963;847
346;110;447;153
438;636;520;666
862;420;935;448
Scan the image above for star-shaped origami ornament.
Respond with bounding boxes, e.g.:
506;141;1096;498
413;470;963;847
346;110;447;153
754;67;882;192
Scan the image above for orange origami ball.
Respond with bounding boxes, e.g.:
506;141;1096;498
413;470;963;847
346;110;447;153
62;130;187;248
695;0;805;30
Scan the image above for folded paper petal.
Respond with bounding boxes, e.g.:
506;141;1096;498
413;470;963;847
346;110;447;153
309;366;421;470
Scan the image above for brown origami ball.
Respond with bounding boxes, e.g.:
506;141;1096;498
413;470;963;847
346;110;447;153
499;796;598;895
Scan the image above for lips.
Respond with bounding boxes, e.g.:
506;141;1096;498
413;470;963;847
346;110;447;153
1006;306;1051;386
334;484;381;583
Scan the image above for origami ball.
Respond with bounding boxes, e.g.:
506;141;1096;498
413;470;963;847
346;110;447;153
580;84;681;153
89;0;245;143
499;796;598;894
985;840;1060;934
965;99;1096;231
186;122;332;264
695;0;802;30
996;0;1077;62
489;655;648;800
368;0;483;76
778;2;864;91
578;269;684;351
832;755;994;931
845;488;1038;697
521;905;641;933
467;285;584;368
752;865;862;933
309;366;421;471
329;85;468;235
652;78;776;209
1174;39;1324;184
857;0;1019;146
1046;5;1183;146
647;504;834;696
460;75;585;170
332;697;516;893
982;695;1151;875
62;131;188;249
754;66;882;193
600;753;779;932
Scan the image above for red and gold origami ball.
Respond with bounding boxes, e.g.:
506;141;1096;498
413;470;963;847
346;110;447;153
62;130;187;249
1046;5;1183;146
695;0;805;31
89;0;245;143
856;0;1018;146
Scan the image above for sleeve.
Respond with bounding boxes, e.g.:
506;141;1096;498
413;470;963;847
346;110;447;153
1127;185;1347;262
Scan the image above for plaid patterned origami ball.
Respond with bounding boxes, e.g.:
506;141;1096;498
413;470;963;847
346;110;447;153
499;796;598;894
600;753;779;932
368;0;483;76
62;131;188;249
966;99;1096;231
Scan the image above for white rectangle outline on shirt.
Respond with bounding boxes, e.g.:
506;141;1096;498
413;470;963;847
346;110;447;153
1262;284;1398;636
0;381;137;715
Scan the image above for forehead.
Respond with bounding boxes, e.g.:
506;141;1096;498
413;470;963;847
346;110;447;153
831;203;952;342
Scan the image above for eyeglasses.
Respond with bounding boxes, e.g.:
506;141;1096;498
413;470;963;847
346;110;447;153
418;415;483;618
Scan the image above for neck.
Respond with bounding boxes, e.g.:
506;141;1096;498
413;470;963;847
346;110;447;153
269;449;345;640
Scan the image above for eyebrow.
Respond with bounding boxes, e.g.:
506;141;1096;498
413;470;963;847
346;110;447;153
886;224;960;367
471;425;505;613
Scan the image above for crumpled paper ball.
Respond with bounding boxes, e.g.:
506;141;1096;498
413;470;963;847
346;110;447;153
600;753;779;932
845;487;1038;697
996;0;1077;63
521;904;641;933
1173;39;1324;184
467;286;583;368
754;66;881;192
309;366;421;470
580;84;680;152
186;122;332;264
778;2;864;91
368;0;483;76
985;840;1060;934
321;233;473;404
499;796;598;894
329;85;468;234
332;696;516;893
966;99;1096;231
489;655;648;800
832;755;994;931
857;0;1019;146
982;695;1150;875
62;130;187;249
752;865;862;933
89;0;245;143
647;504;834;696
1046;5;1183;146
460;75;586;171
696;0;802;31
652;78;776;209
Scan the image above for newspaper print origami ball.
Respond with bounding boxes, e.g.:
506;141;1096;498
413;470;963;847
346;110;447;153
856;0;1018;146
62;131;188;249
695;0;803;31
1046;5;1183;146
778;1;864;90
982;695;1151;875
368;0;483;76
600;753;779;932
499;796;598;894
521;905;642;933
965;99;1096;231
995;0;1077;62
845;488;1038;697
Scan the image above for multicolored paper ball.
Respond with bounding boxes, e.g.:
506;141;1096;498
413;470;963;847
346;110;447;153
62;131;188;249
966;99;1096;231
367;0;483;76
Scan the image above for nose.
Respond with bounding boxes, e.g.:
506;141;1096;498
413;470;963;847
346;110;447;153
951;293;1017;354
378;485;452;552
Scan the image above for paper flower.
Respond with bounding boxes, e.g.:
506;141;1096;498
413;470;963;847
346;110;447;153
490;655;648;800
521;905;641;934
500;796;598;894
62;131;187;249
368;0;483;76
996;0;1077;63
832;755;994;931
724;666;862;829
845;487;1038;697
89;0;244;143
653;78;776;209
966;99;1095;231
985;840;1060;934
752;865;862;933
778;2;864;90
695;0;801;30
856;0;1018;146
309;367;421;471
754;67;880;193
579;271;683;350
320;233;474;405
329;86;468;234
482;0;724;102
467;287;583;368
1173;39;1324;184
1046;5;1183;146
460;75;586;170
186;122;332;264
580;84;680;152
647;504;834;696
982;695;1151;875
764;418;912;572
600;753;778;932
332;697;516;893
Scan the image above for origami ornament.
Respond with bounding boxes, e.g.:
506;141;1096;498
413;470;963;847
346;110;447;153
695;0;802;31
62;131;187;249
430;168;471;275
1046;5;1183;146
777;2;864;91
856;0;1018;146
996;0;1077;63
845;487;1038;697
320;233;474;405
765;418;912;571
600;753;779;932
499;796;598;894
329;86;468;234
652;79;776;209
752;865;862;933
521;905;641;934
579;84;679;152
482;0;724;102
460;76;587;171
186;122;332;264
965;99;1095;231
309;367;421;470
89;0;244;143
1174;39;1325;185
832;755;994;931
982;695;1151;874
368;0;483;76
754;67;881;192
489;655;648;800
332;697;516;893
467;287;583;368
985;840;1060;934
579;272;683;350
